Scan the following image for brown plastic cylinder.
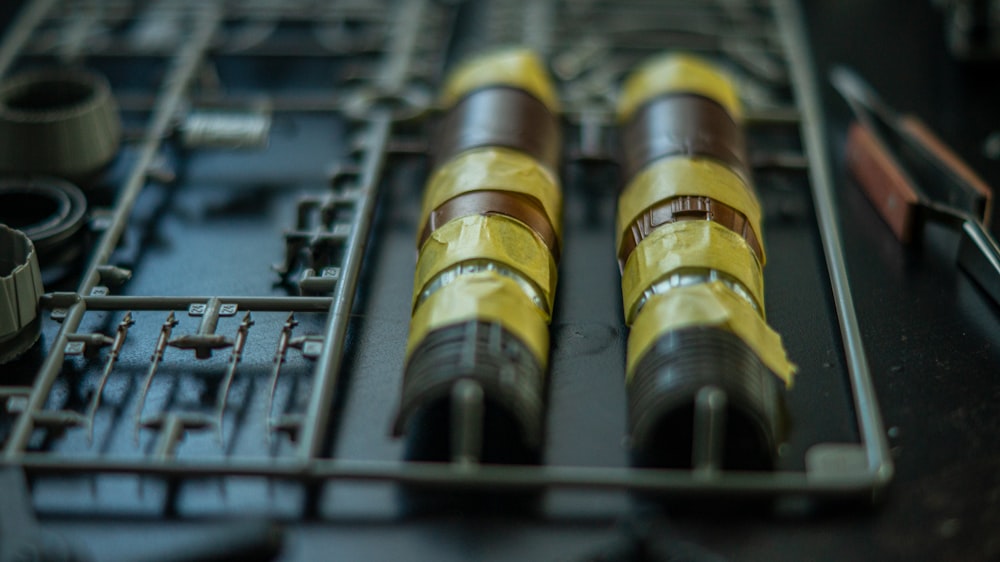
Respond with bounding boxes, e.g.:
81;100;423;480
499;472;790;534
433;87;561;172
621;93;746;180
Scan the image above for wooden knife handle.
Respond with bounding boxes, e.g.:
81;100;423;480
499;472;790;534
845;122;921;243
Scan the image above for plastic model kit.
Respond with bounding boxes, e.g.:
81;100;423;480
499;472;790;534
0;0;891;530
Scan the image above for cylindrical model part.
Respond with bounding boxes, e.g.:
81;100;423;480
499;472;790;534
395;47;562;463
616;53;795;470
0;176;88;269
0;67;121;182
0;224;44;364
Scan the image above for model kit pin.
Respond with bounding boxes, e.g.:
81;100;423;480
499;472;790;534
85;311;135;443
216;311;254;444
134;311;179;443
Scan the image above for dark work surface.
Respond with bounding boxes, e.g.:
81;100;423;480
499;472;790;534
774;1;1000;560
1;1;998;561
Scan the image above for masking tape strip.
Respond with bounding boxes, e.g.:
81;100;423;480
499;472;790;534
617;194;763;267
621;220;764;324
617;156;764;264
419;189;560;260
414;258;549;316
406;271;550;367
413;214;557;317
617;53;742;123
626;281;797;386
421;147;562;238
440;47;560;113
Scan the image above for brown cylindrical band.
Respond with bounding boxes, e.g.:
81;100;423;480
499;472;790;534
433;86;561;172
618;195;763;269
621;93;747;181
418;189;560;261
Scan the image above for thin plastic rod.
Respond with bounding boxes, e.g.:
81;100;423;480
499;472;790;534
776;0;893;487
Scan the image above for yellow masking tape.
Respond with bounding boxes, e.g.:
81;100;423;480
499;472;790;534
440;47;560;113
616;156;764;264
621;220;764;325
617;53;742;122
626;281;797;386
413;214;557;318
420;147;563;239
406;271;550;367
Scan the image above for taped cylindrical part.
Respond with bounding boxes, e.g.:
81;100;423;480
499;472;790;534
628;326;782;470
413;214;557;318
617;53;741;123
406;272;549;369
618;194;762;269
433;87;561;172
621;93;747;180
418;190;560;261
398;46;560;461
621;220;764;325
439;47;560;113
420;147;562;244
616;53;794;471
0;67;121;182
616;156;764;265
626;282;796;386
394;319;546;452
